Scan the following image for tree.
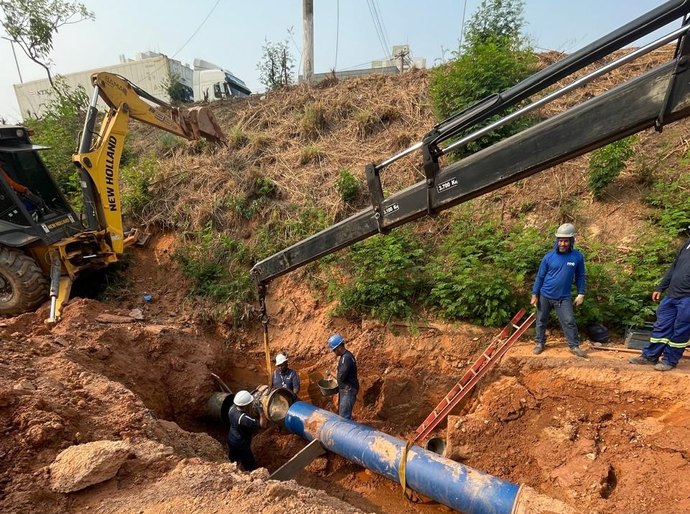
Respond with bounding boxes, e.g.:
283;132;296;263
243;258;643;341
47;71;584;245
0;0;94;87
463;0;526;48
429;0;537;154
162;72;191;104
257;39;294;91
23;76;89;200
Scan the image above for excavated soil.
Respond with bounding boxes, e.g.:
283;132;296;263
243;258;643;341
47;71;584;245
2;236;690;514
3;46;690;513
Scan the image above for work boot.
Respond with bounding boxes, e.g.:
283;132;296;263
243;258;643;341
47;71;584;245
569;346;587;358
533;344;545;355
628;356;656;365
654;361;674;372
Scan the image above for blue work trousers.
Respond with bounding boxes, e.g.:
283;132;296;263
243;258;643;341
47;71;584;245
338;386;358;420
535;296;580;348
642;296;690;367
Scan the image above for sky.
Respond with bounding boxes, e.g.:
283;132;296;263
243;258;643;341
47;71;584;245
0;0;678;123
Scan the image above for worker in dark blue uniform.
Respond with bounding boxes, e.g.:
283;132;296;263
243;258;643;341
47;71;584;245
630;237;690;371
271;353;300;396
226;390;266;471
327;334;359;419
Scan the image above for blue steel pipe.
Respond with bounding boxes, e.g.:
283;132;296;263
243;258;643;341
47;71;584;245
284;401;520;514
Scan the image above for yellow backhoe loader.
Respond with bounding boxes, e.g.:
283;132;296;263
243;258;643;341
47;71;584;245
0;72;226;322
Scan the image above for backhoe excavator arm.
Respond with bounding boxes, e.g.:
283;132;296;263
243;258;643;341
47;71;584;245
73;72;226;254
251;0;690;287
39;73;227;323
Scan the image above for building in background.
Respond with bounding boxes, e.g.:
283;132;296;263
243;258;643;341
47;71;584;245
13;52;251;119
307;44;425;85
372;45;426;72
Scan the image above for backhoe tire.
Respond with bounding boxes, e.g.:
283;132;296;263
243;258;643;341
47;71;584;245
0;247;49;316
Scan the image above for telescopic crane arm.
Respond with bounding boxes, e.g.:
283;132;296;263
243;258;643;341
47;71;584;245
250;0;690;288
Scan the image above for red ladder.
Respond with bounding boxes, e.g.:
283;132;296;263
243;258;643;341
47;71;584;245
412;308;536;443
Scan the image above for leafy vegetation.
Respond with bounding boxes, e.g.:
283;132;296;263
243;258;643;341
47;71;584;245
0;0;94;86
174;224;255;326
333;230;428;321
253;206;330;259
336;168;360;204
121;156;158;218
23;78;89;202
587;136;637;199
646;171;690;235
257;39;295;91
162;72;191;104
429;0;538;155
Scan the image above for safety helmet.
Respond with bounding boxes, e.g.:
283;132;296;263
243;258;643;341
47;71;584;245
555;223;576;238
328;334;345;351
275;353;288;366
233;390;253;407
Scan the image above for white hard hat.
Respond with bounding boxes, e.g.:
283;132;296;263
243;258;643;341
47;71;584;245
275;353;288;366
233;390;253;407
555;223;576;238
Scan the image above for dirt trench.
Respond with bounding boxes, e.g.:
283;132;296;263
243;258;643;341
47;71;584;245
3;237;690;514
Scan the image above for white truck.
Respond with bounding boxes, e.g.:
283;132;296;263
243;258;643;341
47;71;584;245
14;52;194;119
192;58;251;102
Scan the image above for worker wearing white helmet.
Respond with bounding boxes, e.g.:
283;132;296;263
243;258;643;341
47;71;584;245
226;389;266;471
530;223;588;358
271;353;301;396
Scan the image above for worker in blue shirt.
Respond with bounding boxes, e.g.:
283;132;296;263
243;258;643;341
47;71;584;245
327;334;359;419
629;237;690;371
531;223;587;358
226;390;266;471
271;353;300;396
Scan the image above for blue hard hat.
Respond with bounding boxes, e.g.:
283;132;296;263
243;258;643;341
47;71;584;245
328;334;344;351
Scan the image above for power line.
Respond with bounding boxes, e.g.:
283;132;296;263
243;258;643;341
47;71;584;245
334;0;340;70
172;0;223;58
366;0;389;58
371;0;390;53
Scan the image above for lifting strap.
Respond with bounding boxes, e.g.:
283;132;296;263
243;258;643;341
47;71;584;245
258;284;272;387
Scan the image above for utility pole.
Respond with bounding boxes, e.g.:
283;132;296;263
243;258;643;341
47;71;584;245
395;47;409;73
10;41;23;83
302;0;314;83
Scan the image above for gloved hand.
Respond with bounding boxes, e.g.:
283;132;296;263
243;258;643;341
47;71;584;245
574;294;585;307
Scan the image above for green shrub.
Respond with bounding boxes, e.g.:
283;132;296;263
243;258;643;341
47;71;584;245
429;0;537;156
174;224;255;326
646;172;690;235
428;258;523;326
587;136;637;199
253;206;330;259
336;168;360;203
121;156;159;217
334;230;428;321
24;78;89;203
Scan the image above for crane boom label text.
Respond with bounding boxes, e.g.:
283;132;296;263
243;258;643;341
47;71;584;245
437;178;458;193
383;203;400;215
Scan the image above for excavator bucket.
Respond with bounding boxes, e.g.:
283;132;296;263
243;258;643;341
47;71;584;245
179;107;227;145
